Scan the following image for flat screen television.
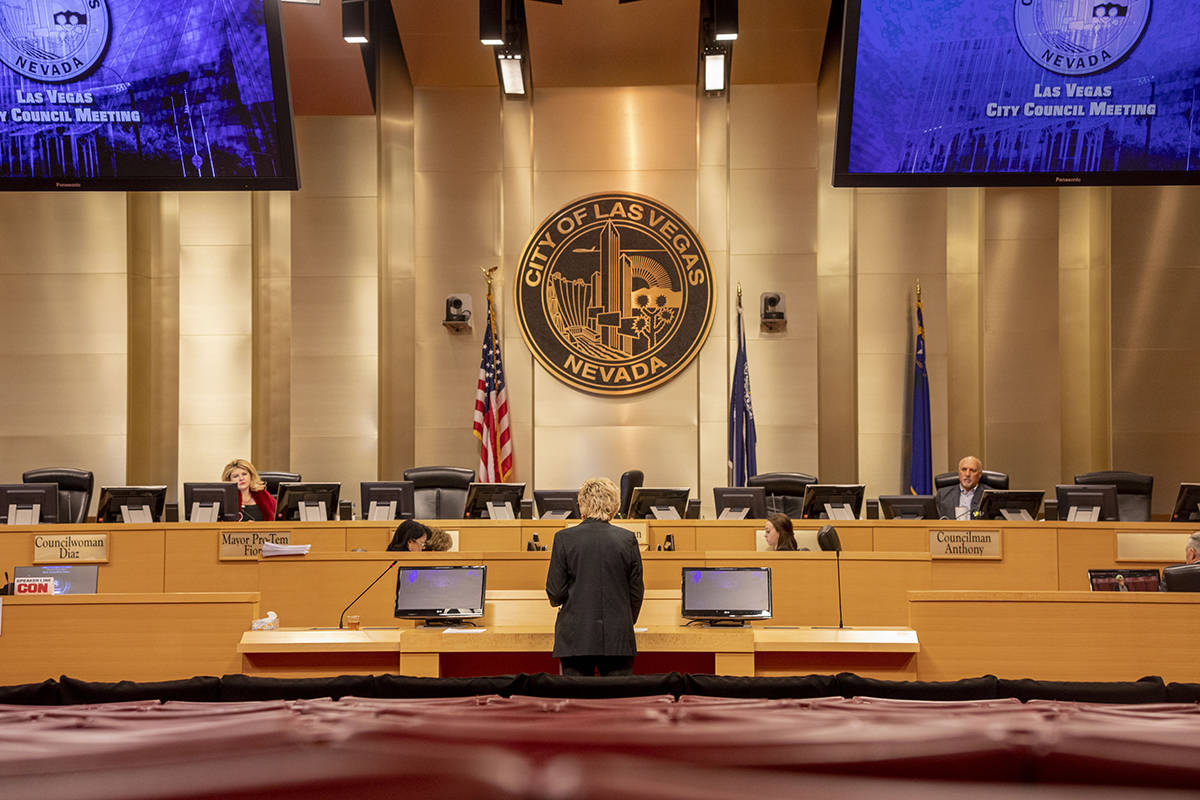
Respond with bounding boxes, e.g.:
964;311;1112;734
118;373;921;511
182;482;239;522
878;494;938;520
393;565;486;626
977;489;1045;521
833;0;1200;186
681;567;772;625
1087;568;1160;592
712;486;767;519
0;483;59;524
627;487;690;520
275;482;340;521
533;490;579;520
0;0;298;190
1056;484;1120;522
14;564;98;594
800;484;865;520
463;482;526;519
360;481;415;521
1170;483;1200;522
96;485;167;523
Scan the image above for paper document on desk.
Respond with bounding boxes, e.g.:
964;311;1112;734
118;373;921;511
444;627;487;634
261;541;311;557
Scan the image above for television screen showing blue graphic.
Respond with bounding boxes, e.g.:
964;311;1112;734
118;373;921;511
0;0;298;190
833;0;1200;186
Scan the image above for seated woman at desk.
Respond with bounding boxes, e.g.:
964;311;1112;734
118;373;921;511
221;458;277;522
764;513;798;551
388;519;431;552
425;527;453;551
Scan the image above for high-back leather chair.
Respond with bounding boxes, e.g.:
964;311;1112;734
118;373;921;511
258;471;301;498
933;470;1010;491
21;468;94;524
618;470;644;519
1074;470;1154;522
747;472;818;517
403;466;475;519
1162;563;1200;592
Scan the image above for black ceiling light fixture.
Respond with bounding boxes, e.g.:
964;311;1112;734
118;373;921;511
342;0;367;44
482;0;532;98
699;0;733;95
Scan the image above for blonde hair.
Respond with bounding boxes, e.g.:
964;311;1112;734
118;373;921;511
577;477;620;521
425;528;453;552
221;458;266;493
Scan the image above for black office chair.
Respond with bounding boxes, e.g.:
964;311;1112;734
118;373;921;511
747;472;818;517
403;466;475;519
258;471;301;499
21;468;94;524
1162;563;1200;592
1074;470;1153;522
933;470;1009;490
618;470;644;518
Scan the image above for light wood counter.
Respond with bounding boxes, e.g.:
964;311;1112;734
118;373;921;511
0;592;259;684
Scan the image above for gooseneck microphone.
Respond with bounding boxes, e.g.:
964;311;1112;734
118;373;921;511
339;560;398;629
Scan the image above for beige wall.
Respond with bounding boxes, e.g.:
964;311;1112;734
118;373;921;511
1;84;1199;520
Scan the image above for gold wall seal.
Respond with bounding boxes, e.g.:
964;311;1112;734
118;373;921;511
514;192;714;396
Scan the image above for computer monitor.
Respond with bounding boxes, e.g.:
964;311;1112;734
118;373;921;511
681;567;772;625
533;490;580;520
0;483;59;524
96;486;168;524
878;495;939;520
627;488;690;520
462;483;527;519
182;482;240;523
393;565;487;626
275;483;341;522
1056;484;1120;522
713;487;767;520
360;481;415;521
976;490;1045;521
1170;483;1200;522
1087;569;1160;592
800;484;865;520
14;564;98;594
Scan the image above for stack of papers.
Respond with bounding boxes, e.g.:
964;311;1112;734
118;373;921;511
261;541;311;557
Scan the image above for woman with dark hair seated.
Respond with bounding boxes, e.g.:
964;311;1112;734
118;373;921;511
387;519;432;552
764;512;797;551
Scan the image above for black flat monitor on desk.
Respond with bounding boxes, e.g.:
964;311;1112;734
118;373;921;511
1170;483;1200;522
800;484;865;520
977;490;1044;521
14;564;98;594
96;486;167;524
1088;569;1160;592
276;483;341;521
681;567;772;626
1056;484;1120;522
713;486;767;520
533;490;579;520
0;483;59;524
627;488;690;520
394;565;487;626
463;483;526;519
878;494;938;520
182;482;240;522
360;482;415;521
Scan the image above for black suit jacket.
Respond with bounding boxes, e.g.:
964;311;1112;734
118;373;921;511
936;484;983;520
545;518;644;658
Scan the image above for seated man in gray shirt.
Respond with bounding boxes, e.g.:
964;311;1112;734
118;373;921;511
936;456;984;520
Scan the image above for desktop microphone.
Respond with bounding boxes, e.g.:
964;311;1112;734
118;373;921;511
338;560;397;629
817;524;844;629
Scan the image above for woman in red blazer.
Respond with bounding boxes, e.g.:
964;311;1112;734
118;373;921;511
221;458;277;522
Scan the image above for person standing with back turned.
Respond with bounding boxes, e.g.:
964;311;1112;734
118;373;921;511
545;477;644;677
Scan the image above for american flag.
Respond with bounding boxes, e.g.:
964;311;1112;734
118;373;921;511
472;292;513;482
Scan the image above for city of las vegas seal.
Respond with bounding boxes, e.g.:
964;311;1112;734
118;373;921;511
514;192;714;397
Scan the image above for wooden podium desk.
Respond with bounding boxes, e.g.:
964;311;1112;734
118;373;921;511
0;592;258;685
909;590;1200;683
